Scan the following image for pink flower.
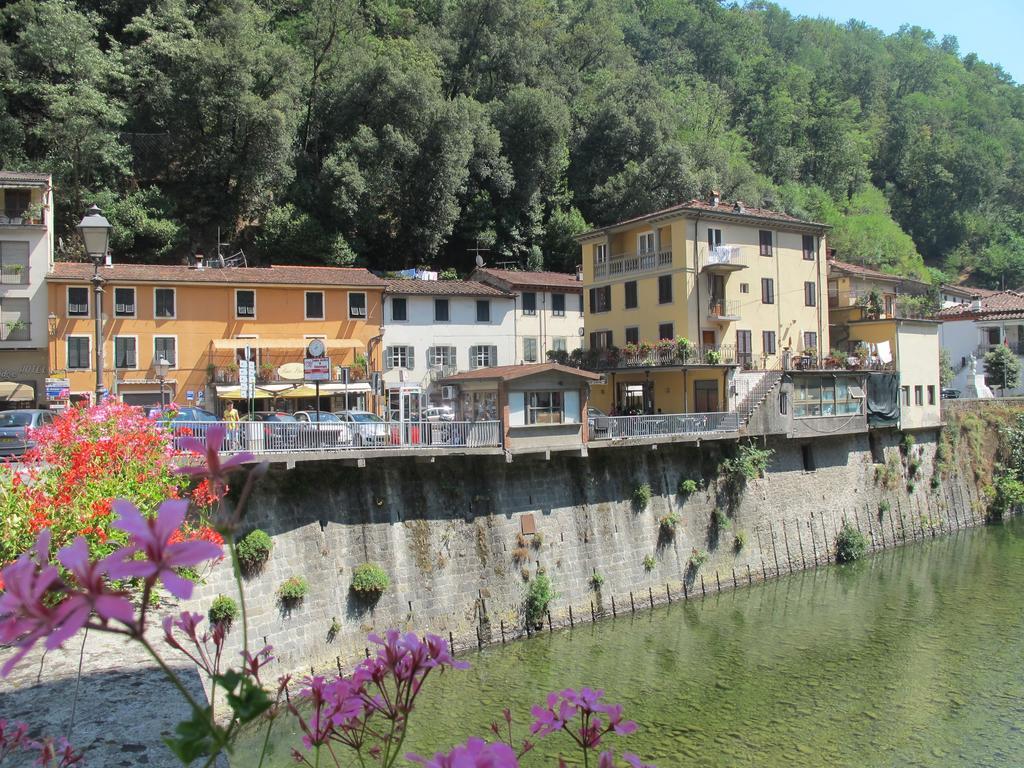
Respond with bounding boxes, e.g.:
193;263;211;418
106;500;223;599
48;537;136;648
407;737;519;768
0;531;61;676
175;424;254;492
294;676;365;748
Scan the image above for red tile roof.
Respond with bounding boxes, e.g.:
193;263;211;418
47;262;387;287
0;171;51;186
473;267;583;292
443;363;602;383
578;197;827;238
828;258;903;282
383;279;511;297
934;290;1024;320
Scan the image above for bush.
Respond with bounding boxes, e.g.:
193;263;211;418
733;530;748;552
633;483;652;510
525;573;555;627
277;575;310;603
658;512;680;537
512;546;530;564
351;563;390;594
835;522;867;563
678;478;698;496
901;433;916;455
689;549;709;568
877;500;890;519
986;474;1024;520
208;595;239;628
712;508;731;530
590;572;605;590
642;554;656;571
236;529;273;574
721;441;774;488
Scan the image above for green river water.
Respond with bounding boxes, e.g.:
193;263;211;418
242;519;1024;767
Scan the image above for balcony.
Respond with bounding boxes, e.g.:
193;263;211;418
0;214;43;227
588;343;737;371
0;321;30;342
0;266;28;285
594;249;672;279
707;298;740;322
701;245;749;274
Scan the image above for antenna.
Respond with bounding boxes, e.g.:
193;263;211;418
469;238;490;268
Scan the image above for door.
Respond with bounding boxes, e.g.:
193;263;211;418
736;330;752;369
702;330;716;346
694;380;719;413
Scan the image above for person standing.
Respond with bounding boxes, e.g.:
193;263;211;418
224;400;240;448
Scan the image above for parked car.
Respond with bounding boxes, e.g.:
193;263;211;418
587;407;617;439
334;410;390;446
239;411;301;451
0;409;55;457
941;388;961;400
153;406;220;448
293;410;352;446
422;405;455;422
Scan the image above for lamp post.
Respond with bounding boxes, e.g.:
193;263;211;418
155;356;170;410
76;205;112;404
47;312;58;372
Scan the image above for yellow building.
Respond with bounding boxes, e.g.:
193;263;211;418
46;262;386;413
577;194;830;414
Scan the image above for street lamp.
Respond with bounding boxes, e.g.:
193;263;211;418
47;312;58;372
155;356;170;410
76;205;112;404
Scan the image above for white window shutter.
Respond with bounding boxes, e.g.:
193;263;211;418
384;347;393;370
408;347;415;370
469;346;477;369
489;345;497;367
509;392;525;426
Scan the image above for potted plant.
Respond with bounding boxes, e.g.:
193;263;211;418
623;342;639;357
206;363;217;382
637;341;652;356
705;348;722;365
655;338;675;358
258;362;275;382
676;336;694;363
854;342;869;366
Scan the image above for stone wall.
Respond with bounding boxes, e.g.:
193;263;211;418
190;424;986;672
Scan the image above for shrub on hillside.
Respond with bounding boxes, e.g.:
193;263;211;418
835;522;867;563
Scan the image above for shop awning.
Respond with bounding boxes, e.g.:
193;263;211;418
0;382;34;401
318;382;371;394
215;384;339;399
210;338;365;351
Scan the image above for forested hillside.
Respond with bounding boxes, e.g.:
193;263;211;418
2;0;1023;286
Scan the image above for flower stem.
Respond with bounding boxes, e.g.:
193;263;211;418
256;716;275;768
227;535;250;654
137;634;205;714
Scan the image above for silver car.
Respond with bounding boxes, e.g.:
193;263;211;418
0;409;55;456
334;410;391;446
293;410;352;446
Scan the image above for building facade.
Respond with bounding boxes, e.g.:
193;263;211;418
576;194;830;415
46;262;386;412
471;268;584;362
381;279;515;415
0;172;53;408
936;291;1024;397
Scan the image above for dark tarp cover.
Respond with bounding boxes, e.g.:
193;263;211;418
867;372;900;427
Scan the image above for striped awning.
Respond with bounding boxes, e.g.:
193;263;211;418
0;382;34;401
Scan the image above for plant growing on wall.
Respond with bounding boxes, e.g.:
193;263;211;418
878;500;890;520
351;563;390;595
720;441;774;499
590;571;605;590
278;575;310;604
733;530;748;552
689;548;709;568
208;595;239;629
633;483;652;510
835;522;867;563
712;508;731;530
524;572;555;628
512;546;530;564
236;529;273;575
658;512;680;537
678;478;698;496
643;554;656;571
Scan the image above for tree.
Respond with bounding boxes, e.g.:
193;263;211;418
984;344;1021;394
939;349;954;388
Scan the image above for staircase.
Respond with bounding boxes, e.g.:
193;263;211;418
720;369;783;431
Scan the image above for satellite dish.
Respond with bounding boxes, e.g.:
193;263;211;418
475;254;484;268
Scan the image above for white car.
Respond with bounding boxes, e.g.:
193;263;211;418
293;411;352;446
422;406;455;422
334;410;391;446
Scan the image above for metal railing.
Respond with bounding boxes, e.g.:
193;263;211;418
701;244;748;271
0;267;28;285
590;343;737;370
707;298;740;320
591;411;736;440
0;321;30;341
594;249;672;279
169;419;503;454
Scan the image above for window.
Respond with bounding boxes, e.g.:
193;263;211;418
578;294;584;316
763;330;776;355
914;385;924;406
305;291;324;320
67;336;90;369
804;281;816;307
780;391;789;415
434;298;449;322
391;297;407;322
740;282;750;294
802;234;815;261
476;300;490;322
658;274;672;304
638;232;655;254
114;287;135;317
470;345;497;368
527;391;564;424
428;346;456;367
588;285;611;313
985;327;1001;346
522;292;537;316
759;230;773;256
928;385;936;405
524;337;538;363
0;242;29;284
590;330;613;350
624;281;638;309
0;298;29;340
707;228;723;249
793;377;862;417
552;293;566;316
114;337;137;369
154;337;177;367
658;323;674;341
803;331;817;353
801;444;816;471
387;346;414;369
154;288;175;319
4;189;30;219
594;243;608;265
348;292;366;319
68;286;89;317
902;385;911;406
552;337;567;352
235;289;255;318
761;278;775;304
625;327;639;346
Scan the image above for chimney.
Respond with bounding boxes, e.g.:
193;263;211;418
575;264;583;282
194;250;205;270
733;200;744;213
970;296;982;312
709;190;720;207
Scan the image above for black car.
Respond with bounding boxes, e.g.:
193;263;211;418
941;388;961;400
239;412;301;451
0;409;55;457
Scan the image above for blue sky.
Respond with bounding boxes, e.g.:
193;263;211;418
773;0;1024;83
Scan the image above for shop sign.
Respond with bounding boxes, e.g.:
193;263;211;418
304;356;331;381
45;378;70;401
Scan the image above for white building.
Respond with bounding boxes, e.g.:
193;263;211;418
381;279;516;414
0;172;53;408
471;268;584;363
936;291;1024;396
